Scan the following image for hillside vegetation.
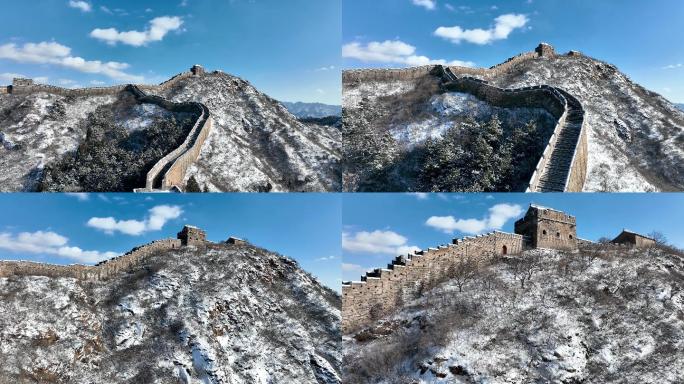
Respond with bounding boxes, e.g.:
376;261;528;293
0;242;341;383
343;244;684;383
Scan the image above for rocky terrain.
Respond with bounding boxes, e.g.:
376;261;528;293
0;71;341;192
343;51;684;192
147;73;341;192
281;101;342;119
0;242;341;383
343;244;684;383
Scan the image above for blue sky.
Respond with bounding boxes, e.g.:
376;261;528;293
0;193;341;291
343;0;684;103
342;193;684;281
0;0;341;104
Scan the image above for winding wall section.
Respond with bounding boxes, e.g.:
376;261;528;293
0;238;184;281
438;66;588;192
344;44;589;192
3;67;214;192
341;231;524;332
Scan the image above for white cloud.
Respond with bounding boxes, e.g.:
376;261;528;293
414;193;429;200
87;205;183;236
663;63;682;70
412;0;436;10
66;192;90;201
315;65;336;71
0;41;143;82
90;80;106;85
68;0;92;12
100;5;112;14
435;13;529;45
491;5;499;10
342;40;475;67
342;263;367;274
343;230;420;256
316;255;339;261
90;16;184;47
0;231;118;263
425;203;523;234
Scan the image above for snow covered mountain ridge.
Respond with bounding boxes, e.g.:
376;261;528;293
0;225;342;383
1;65;341;192
343;43;684;192
281;101;342;118
344;244;684;383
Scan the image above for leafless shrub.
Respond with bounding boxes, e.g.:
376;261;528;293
506;254;542;289
446;256;479;293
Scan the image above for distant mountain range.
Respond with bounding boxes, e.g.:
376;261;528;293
281;101;342;118
677;103;684;111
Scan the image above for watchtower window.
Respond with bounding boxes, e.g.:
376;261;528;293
556;232;560;238
542;230;547;235
569;235;573;239
502;245;508;255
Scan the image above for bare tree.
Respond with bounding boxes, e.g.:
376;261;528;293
447;256;479;293
507;254;542;289
597;236;612;244
648;231;668;246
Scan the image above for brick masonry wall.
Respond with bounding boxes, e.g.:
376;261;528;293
565;114;589;192
342;231;524;333
0;238;183;281
161;104;213;189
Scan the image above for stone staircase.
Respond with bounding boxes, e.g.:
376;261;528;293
440;66;586;192
536;89;584;192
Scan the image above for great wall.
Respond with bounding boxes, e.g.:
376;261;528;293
0;225;247;281
341;204;656;332
343;43;589;192
1;65;214;192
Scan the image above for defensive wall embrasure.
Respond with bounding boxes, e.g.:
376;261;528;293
3;67;214;192
341;231;524;332
342;44;589;192
0;226;245;281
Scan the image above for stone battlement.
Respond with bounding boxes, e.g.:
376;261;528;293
0;225;240;281
341;230;524;332
342;205;655;332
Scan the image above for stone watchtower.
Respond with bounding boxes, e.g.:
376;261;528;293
177;225;207;246
191;65;205;76
514;205;577;251
13;78;34;87
535;43;555;58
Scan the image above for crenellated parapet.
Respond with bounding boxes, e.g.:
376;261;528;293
0;225;214;281
341;231;524;332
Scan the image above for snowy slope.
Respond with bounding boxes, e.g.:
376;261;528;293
0;71;341;192
0;242;341;383
488;55;684;192
0;92;116;191
281;102;342;118
343;55;684;192
344;246;684;383
149;72;341;192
